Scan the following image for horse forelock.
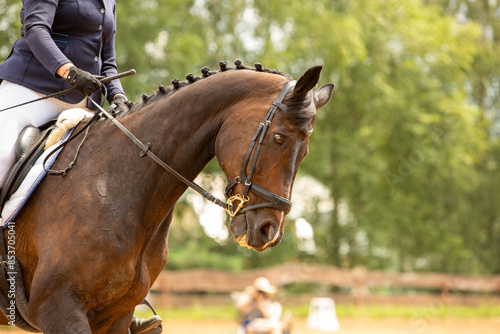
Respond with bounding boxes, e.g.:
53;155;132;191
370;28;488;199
283;90;317;130
119;60;293;116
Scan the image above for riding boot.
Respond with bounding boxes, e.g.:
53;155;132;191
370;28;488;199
0;126;41;209
129;315;162;334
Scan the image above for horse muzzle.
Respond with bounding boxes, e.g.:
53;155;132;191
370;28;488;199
229;211;283;251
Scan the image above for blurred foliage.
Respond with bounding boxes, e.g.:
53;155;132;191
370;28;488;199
0;0;22;58
2;0;499;274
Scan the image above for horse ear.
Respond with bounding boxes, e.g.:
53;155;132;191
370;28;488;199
314;83;334;109
291;66;323;99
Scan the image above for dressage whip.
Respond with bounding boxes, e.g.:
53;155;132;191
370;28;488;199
0;69;136;113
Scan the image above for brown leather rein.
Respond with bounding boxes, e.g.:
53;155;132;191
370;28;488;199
89;80;297;217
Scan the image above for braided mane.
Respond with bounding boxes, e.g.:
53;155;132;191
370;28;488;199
116;60;293;115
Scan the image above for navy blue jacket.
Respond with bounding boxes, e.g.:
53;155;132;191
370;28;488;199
0;0;125;108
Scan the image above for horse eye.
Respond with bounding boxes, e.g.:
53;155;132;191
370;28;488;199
274;134;285;145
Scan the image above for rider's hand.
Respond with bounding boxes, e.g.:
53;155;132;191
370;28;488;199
106;94;129;115
64;66;102;96
112;94;128;104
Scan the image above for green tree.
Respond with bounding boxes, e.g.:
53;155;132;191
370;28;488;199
0;0;22;59
262;0;489;273
426;0;500;273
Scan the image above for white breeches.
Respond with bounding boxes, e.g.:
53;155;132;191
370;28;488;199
0;80;87;187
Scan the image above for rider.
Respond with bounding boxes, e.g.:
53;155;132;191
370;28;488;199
0;1;159;333
0;0;127;191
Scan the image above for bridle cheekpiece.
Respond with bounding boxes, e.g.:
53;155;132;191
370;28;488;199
224;80;297;217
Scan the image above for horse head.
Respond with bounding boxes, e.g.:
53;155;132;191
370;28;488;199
216;66;334;251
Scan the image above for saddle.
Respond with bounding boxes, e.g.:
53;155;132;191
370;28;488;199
0;121;55;212
0;108;95;215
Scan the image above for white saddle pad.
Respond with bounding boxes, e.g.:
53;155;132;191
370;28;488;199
0;129;73;227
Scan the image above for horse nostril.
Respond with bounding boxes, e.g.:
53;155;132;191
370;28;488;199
259;222;275;242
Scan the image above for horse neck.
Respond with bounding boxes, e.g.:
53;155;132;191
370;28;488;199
108;71;284;219
117;78;240;207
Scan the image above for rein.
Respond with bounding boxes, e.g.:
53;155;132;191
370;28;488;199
87;80;297;217
89;97;230;211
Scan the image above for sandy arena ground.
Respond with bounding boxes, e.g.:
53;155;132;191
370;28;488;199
0;317;499;333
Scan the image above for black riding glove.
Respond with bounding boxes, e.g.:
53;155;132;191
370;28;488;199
65;66;102;96
106;94;129;115
112;94;128;105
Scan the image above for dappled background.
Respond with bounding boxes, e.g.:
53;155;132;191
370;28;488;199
1;0;499;332
130;0;499;276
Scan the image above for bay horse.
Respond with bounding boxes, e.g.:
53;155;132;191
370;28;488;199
0;62;334;333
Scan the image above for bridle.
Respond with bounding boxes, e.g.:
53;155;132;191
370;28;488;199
72;80;297;218
223;80;296;217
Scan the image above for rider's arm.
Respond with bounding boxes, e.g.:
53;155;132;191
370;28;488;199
56;63;73;79
23;0;72;77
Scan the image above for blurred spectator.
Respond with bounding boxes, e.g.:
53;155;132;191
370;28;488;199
235;277;290;334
